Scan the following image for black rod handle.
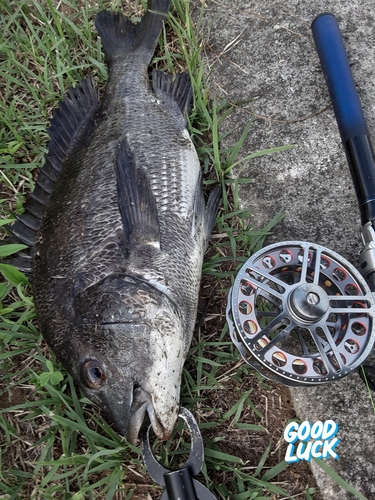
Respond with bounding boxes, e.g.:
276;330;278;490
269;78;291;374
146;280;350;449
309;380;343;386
312;13;375;224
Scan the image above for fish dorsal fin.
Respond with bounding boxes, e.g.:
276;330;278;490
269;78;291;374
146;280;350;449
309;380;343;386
2;75;99;274
48;74;99;163
152;70;193;119
115;140;160;251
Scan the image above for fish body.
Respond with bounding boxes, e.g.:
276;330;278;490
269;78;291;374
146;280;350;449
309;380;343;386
4;0;220;443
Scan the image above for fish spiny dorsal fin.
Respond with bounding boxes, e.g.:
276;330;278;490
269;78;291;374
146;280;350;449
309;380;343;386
95;0;170;65
115;139;160;252
152;70;193;119
2;75;99;276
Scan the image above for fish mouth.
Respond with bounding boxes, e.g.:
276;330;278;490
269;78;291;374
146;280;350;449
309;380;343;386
127;387;167;445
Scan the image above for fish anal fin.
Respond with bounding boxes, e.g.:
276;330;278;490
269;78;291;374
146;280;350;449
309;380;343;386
115;140;160;249
152;70;193;118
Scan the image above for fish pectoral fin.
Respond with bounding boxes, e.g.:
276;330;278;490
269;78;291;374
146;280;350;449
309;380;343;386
152;70;193;119
2;75;99;275
115;140;160;249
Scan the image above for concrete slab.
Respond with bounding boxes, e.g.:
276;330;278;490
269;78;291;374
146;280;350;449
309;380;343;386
199;1;375;498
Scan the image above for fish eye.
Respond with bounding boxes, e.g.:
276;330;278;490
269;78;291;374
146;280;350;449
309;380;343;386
82;360;106;389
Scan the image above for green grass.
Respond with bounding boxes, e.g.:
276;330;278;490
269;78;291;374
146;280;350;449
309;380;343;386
0;0;364;499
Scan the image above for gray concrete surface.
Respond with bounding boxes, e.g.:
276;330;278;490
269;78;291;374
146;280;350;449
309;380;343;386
199;1;375;498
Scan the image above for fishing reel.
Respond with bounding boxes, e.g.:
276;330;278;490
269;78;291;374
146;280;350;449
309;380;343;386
226;240;375;386
227;13;375;387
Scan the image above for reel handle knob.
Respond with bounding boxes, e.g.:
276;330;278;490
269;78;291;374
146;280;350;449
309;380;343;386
312;13;375;224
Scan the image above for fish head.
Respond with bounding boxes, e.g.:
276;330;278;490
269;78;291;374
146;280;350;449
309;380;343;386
63;274;185;444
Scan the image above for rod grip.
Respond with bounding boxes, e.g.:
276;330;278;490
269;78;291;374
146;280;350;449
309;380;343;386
312;12;375;224
312;13;368;141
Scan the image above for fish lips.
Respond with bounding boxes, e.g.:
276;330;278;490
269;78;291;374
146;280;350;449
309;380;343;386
127;386;167;445
94;362;180;445
82;380;174;445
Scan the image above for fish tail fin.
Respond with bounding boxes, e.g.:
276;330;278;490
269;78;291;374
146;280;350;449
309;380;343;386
95;0;170;65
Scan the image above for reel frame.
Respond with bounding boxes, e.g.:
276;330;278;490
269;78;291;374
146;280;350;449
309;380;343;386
227;241;375;386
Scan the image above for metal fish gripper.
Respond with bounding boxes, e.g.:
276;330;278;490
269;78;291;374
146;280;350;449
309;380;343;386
140;407;217;500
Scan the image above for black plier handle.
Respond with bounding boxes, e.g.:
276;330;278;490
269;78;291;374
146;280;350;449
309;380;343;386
140;407;218;500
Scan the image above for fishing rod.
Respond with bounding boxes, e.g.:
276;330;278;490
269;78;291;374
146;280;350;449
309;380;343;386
226;13;375;388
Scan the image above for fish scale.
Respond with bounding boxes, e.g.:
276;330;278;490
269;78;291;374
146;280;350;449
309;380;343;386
123;104;198;218
100;61;199;216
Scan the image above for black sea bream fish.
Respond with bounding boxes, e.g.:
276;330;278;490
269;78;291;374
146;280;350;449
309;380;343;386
4;0;220;444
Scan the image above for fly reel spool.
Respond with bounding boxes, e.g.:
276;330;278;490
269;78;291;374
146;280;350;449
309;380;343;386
226;241;375;386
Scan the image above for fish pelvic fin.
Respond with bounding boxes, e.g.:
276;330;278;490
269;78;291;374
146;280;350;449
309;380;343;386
204;186;222;249
95;0;170;65
152;70;193;120
2;75;99;275
191;179;221;251
115;139;160;250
